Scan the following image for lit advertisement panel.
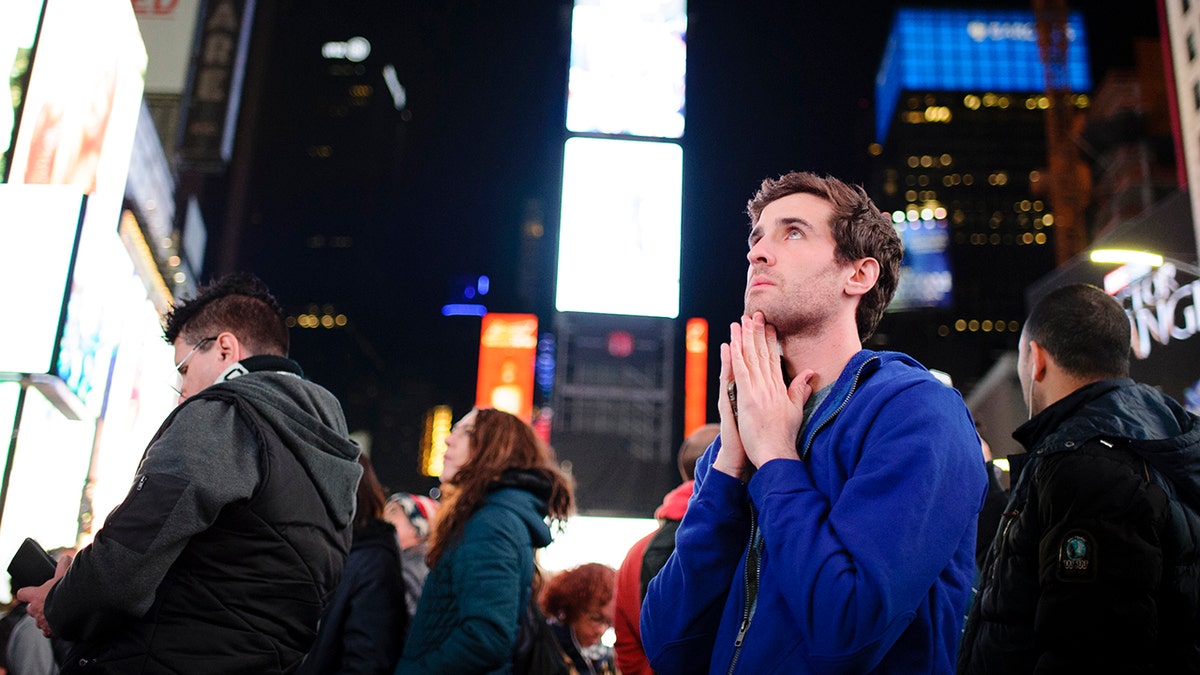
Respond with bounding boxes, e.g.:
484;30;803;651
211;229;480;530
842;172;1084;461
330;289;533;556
0;0;45;182
683;318;708;436
567;0;686;139
875;8;1091;142
890;216;953;311
476;314;538;423
5;0;148;419
0;384;95;602
83;287;177;543
8;0;147;206
54;217;139;419
132;0;202;95
556;137;682;318
0;184;86;375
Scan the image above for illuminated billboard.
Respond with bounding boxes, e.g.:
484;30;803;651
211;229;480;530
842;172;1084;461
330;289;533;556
133;0;202;95
476;313;538;423
555;136;682;318
875;8;1091;141
0;0;45;182
567;0;686;139
0;185;86;376
889;214;953;311
8;0;147;203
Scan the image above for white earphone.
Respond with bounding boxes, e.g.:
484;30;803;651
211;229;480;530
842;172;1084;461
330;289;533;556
1027;363;1036;420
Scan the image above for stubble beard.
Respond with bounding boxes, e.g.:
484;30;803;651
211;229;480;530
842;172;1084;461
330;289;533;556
745;267;842;341
745;288;825;340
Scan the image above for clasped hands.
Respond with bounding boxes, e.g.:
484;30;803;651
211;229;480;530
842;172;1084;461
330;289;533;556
713;312;814;481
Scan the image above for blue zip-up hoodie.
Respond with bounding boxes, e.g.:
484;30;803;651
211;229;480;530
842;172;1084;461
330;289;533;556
642;350;987;674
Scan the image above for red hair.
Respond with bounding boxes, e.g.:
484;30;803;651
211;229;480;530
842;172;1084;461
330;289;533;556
539;563;615;624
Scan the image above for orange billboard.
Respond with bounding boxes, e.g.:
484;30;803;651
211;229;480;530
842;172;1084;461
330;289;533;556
684;317;709;436
476;313;538;423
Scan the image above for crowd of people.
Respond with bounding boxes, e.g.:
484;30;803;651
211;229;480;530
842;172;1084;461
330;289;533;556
3;169;1199;674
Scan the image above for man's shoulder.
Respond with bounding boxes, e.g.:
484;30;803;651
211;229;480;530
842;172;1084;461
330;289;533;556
850;352;960;407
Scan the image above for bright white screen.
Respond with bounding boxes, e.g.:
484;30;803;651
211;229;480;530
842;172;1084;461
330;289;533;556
0;184;85;375
567;0;686;138
555;137;682;318
0;384;96;602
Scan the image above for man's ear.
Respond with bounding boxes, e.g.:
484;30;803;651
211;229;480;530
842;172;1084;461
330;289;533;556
213;332;244;365
845;257;880;298
1027;340;1048;382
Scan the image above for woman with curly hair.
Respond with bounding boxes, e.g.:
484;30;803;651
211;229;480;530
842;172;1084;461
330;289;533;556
540;563;617;675
394;408;574;675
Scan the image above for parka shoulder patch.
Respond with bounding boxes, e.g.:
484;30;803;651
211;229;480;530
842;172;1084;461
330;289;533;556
1056;529;1097;582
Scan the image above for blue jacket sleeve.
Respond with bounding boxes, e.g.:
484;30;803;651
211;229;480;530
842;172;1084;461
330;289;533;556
748;379;984;670
640;437;750;673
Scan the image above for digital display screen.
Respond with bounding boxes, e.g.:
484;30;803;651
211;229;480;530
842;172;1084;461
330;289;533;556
0;184;85;375
555;137;682;318
890;216;953;311
567;0;686;139
0;0;46;182
875;8;1090;142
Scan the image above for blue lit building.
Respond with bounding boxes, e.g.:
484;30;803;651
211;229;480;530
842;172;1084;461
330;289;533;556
868;7;1092;390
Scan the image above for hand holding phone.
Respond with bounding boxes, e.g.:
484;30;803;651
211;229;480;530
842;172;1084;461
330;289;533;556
7;537;57;590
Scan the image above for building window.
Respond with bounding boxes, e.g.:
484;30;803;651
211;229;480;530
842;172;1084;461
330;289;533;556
1190;32;1197;62
1185;0;1192;14
1194;81;1200;111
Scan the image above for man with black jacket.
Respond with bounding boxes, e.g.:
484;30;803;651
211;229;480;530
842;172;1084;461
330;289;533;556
958;283;1200;673
16;273;362;674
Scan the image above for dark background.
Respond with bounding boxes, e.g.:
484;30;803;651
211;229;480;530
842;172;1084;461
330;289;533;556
203;0;1163;499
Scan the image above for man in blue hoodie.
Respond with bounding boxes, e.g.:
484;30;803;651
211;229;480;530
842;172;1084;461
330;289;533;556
641;171;987;673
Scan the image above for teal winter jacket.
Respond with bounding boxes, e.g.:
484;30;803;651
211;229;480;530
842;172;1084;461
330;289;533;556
395;471;554;675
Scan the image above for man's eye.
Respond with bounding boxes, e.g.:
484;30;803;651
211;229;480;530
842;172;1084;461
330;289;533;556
786;229;803;239
179;367;188;376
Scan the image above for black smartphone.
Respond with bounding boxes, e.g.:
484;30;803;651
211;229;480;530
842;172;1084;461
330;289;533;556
7;537;56;590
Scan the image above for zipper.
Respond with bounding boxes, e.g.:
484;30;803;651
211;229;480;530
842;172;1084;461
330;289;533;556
987;507;1020;603
728;503;762;675
801;355;876;460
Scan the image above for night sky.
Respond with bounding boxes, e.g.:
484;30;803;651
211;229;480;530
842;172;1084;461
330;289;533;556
221;0;1162;492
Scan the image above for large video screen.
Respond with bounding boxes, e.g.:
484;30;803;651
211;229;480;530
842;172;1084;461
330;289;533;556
889;215;953;311
0;184;86;375
555;137;682;318
0;0;46;182
567;0;686;139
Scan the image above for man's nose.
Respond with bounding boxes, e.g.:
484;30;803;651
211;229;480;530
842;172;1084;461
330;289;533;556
747;239;773;265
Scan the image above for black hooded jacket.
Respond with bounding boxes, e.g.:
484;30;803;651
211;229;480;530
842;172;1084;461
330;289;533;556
958;378;1200;673
45;356;362;674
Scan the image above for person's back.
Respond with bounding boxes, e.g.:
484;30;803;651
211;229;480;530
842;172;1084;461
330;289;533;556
959;283;1200;673
614;423;717;675
300;454;407;675
16;274;362;674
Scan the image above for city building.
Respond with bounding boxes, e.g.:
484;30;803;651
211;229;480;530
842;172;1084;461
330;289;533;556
868;7;1093;394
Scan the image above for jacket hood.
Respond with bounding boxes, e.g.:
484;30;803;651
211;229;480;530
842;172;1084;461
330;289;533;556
654;480;693;520
485;469;554;548
208;368;362;529
1018;378;1200;507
